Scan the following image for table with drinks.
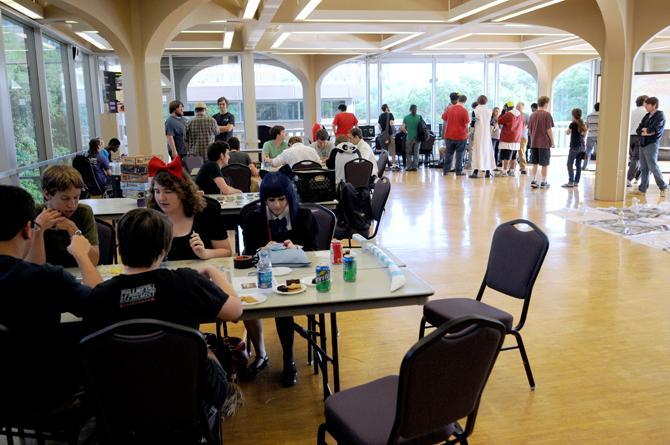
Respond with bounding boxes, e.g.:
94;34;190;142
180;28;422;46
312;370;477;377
62;245;430;398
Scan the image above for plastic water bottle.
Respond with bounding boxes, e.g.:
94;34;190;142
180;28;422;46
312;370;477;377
257;249;273;289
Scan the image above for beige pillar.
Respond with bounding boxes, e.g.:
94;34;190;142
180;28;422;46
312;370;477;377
303;79;317;138
240;53;258;149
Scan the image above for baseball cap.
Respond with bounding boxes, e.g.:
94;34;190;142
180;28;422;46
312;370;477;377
505;101;514;108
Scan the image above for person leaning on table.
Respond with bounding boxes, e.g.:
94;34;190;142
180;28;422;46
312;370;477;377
195;141;242;196
0;185;102;414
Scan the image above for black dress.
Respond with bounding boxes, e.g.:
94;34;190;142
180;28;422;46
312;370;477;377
166;197;228;261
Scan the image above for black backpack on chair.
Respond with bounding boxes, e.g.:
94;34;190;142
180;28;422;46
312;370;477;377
337;181;373;233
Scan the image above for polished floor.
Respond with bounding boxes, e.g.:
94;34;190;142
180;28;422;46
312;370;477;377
220;158;670;444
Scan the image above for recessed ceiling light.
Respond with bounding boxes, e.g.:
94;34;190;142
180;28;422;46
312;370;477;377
296;0;321;21
271;32;291;49
65;20;78;24
181;30;225;34
223;31;234;49
448;0;511;23
75;31;110;50
210;20;227;23
305;19;447;23
0;0;43;20
243;0;260;20
493;0;565;22
426;33;473;50
381;32;423;50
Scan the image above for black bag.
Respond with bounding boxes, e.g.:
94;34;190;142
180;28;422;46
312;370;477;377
293;169;336;202
416;117;429;142
338;181;373;232
204;334;249;383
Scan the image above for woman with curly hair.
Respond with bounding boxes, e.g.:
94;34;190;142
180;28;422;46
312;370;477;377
147;156;232;261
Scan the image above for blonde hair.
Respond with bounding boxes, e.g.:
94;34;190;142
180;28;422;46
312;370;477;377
42;165;84;196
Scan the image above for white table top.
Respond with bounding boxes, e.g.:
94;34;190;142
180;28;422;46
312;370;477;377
81;198;138;217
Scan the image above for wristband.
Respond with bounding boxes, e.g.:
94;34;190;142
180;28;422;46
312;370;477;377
72;229;83;238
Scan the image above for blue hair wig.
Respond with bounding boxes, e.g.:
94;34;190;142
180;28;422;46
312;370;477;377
259;172;298;223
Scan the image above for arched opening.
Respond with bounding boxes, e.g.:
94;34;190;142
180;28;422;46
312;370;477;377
551;61;593;149
253;63;304;132
320;60;369;126
499;63;538;108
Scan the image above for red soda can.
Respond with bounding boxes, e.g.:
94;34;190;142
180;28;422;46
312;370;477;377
331;240;343;264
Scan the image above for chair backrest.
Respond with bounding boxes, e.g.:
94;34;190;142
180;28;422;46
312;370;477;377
95;218;117;265
182;155;204;174
221;163;252;192
377;151;388;178
258;125;272;148
80;319;213;443
292;160;323;171
344;158;374;188
301;203;336;250
389;316;506;444
371;177;391;223
481;219;549;304
73;154;103;197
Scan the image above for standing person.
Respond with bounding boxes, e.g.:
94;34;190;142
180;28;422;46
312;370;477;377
87;137;111;189
401;104;422;172
490;107;501;168
442;94;470;176
465;102;478;171
310;129;334;162
332;104;358;139
470;96;496;178
30;165;99;267
632;96;668;197
185;102;219;159
497;101;524;176
165;100;187;159
101;138;121;162
378;104;398;171
262;125;288;160
527;96;555;189
562;108;587;188
195;141;242;195
583;103;599;170
517;102;529;174
440;93;460;172
213;96;235;142
627;95;648;187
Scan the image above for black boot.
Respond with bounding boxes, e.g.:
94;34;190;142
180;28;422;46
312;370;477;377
281;362;297;387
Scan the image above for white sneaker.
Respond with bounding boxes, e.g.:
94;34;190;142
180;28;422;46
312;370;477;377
661;189;667;198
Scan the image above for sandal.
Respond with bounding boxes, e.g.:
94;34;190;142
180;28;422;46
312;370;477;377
240;355;269;380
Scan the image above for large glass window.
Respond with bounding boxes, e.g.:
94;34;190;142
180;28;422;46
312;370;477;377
254;63;303;128
435;61;485;124
381;61;433;125
320;61;367;124
552;61;591;121
75;52;93;146
2;18;38;167
42;35;73;156
186;58;244;122
499;63;538;108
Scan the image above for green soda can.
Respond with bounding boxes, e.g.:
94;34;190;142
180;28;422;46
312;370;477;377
343;255;357;282
315;264;331;292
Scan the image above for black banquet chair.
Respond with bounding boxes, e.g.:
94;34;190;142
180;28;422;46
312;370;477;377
376;150;389;178
301;202;336;250
419;219;549;390
317;315;506;445
95;218;117;265
344;158;374;188
221;163;252;193
182;155;204;175
80;319;221;444
292;160;323;171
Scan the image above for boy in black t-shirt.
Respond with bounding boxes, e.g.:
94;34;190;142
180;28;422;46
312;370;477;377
85;208;242;413
195;141;242;195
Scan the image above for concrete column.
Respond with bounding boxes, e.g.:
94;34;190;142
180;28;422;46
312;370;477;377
303;80;317;138
240;52;258;149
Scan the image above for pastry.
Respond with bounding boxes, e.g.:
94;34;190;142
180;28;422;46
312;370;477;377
240;295;258;304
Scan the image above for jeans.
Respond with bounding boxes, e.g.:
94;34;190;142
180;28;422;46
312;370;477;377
567;149;583;184
443;139;467;174
492;139;500;165
638;141;667;192
582;137;597;169
627;135;641;181
406;138;420;169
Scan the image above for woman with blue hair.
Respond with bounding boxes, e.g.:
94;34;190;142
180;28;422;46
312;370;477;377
241;172;319;387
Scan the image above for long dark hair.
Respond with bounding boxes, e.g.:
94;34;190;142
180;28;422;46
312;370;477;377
572;108;587;135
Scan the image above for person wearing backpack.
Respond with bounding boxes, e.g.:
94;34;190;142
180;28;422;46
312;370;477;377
378;104;399;171
401;104;423;171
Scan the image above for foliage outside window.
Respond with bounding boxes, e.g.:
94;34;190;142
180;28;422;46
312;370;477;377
435;62;485;123
498;63;538;109
75;53;91;147
381;62;433;124
42;35;73;157
552;62;591;121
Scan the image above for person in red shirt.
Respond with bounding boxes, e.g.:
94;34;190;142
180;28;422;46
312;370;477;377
311;122;324;142
332;104;358;139
497;101;525;176
442;94;470;176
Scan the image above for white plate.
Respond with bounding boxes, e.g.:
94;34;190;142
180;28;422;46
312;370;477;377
273;283;307;295
273;267;292;277
300;276;316;287
239;293;268;306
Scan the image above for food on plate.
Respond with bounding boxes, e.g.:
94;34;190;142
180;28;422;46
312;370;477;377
240;295;259;304
285;279;301;290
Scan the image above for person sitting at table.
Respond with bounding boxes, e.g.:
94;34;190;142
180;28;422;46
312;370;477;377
262;125;288;160
241;172;319;387
310;129;334;162
0;185;102;415
270;136;321;169
148;156;233;261
87;137;112;190
350;127;379;177
228;137;260;177
195;141;242;196
84;207;242;427
29;165;100;267
326;135;349;170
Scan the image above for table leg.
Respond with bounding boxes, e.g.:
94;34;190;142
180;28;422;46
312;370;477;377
330;313;340;393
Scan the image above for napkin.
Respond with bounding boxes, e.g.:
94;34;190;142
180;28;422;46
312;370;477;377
352;234;406;292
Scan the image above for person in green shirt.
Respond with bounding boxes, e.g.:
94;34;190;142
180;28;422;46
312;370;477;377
262;125;288;161
402;104;422;171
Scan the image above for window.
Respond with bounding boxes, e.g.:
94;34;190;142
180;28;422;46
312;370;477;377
552;61;591;121
381;62;433;124
254;63;303;127
320;61;368;124
435;61;485;124
499;63;538;109
75;52;93;146
42;35;73;156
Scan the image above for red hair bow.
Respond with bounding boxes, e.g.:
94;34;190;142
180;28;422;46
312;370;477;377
148;155;183;179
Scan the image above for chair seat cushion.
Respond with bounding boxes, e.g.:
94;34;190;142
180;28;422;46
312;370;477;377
424;298;513;332
325;376;456;445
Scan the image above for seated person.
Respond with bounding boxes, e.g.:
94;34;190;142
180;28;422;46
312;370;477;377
333;140;364;184
84;208;242;423
326;135;349;170
87;137;112;189
101;137;121;162
148;156;233;261
0;185;102;414
195;141;242;195
350;127;379;177
29;165;100;267
271;136;321;169
262;125;288;160
228;137;259;177
311;129;334;162
241;172;318;387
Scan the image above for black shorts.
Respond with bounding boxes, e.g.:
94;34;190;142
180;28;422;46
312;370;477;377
499;149;517;161
529;147;551;166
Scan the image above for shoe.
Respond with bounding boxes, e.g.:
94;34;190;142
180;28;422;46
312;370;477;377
629;189;646;195
240;355;269;380
531;181;539;188
561;182;574;188
469;173;478;178
281;362;297;387
485;171;491;178
520;170;527;175
626;181;632;187
633;179;639;185
661;189;667;198
455;172;466;176
540;181;550;188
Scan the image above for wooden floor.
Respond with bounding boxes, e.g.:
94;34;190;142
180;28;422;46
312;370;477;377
221;159;670;444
